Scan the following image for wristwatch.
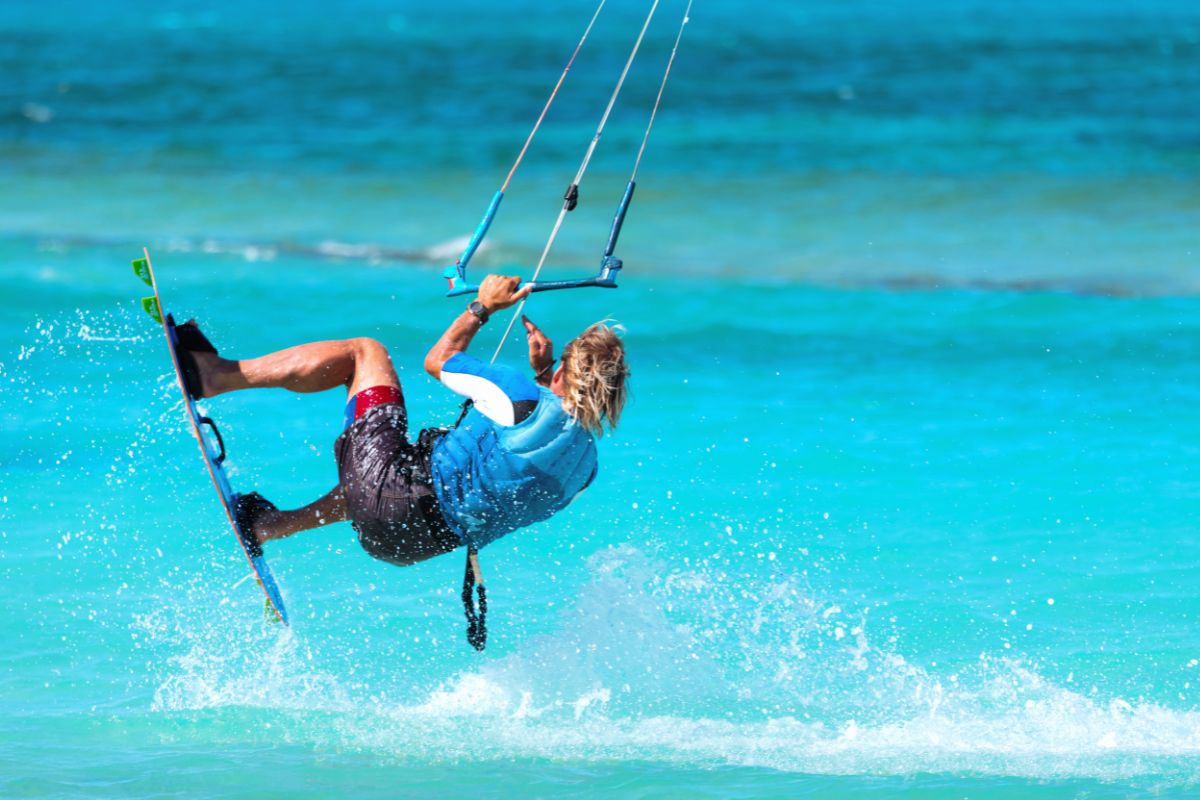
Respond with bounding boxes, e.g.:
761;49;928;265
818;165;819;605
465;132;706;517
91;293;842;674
467;300;490;323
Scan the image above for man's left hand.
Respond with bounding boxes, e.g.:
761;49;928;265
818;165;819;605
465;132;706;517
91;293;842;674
522;315;555;385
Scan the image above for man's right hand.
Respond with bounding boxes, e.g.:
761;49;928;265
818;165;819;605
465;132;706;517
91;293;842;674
478;274;531;312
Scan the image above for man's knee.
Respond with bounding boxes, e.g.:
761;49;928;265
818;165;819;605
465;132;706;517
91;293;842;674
344;337;399;395
350;337;390;364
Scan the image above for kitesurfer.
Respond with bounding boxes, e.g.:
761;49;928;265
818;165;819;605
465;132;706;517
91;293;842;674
174;274;628;566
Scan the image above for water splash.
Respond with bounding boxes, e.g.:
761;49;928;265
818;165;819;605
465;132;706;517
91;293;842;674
137;545;1200;782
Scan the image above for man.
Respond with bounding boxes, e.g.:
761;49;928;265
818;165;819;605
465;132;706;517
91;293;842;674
174;275;628;569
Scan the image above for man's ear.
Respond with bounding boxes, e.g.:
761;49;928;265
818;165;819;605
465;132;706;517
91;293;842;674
549;363;567;396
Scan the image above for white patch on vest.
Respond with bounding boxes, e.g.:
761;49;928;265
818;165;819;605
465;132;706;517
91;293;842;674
439;370;517;426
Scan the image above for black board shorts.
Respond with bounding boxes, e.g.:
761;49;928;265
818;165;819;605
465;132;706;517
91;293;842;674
334;402;461;567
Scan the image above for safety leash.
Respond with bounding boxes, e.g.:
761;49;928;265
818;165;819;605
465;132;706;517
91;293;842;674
462;547;487;651
443;406;486;651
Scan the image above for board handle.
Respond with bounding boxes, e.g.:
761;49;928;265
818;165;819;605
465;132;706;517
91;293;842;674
197;416;226;465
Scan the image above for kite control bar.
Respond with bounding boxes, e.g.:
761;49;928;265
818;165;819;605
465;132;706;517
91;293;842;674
443;180;633;297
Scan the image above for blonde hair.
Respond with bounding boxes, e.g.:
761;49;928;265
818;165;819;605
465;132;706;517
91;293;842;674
560;321;629;437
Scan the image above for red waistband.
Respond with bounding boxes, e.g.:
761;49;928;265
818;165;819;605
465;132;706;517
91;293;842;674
346;384;401;426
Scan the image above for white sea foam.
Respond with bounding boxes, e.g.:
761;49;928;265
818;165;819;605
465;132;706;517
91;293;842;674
314;240;382;259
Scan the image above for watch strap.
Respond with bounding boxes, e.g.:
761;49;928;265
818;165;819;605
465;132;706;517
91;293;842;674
467;300;490;323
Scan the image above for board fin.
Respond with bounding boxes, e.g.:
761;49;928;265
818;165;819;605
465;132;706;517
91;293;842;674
131;258;153;287
141;296;162;324
257;582;280;623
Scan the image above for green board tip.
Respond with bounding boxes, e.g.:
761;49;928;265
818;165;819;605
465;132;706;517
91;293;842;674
141;296;162;324
131;258;152;287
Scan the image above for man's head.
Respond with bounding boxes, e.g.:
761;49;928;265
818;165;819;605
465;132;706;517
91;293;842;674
554;321;629;437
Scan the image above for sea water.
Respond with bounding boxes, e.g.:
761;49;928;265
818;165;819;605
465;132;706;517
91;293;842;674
2;1;1199;797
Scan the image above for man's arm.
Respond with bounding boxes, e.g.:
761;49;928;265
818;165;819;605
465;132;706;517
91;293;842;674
424;274;530;379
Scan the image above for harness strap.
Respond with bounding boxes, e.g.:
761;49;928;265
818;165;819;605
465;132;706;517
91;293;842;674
453;398;473;428
462;546;487;651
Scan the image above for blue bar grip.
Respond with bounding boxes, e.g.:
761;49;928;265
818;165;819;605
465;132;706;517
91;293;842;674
527;274;620;292
445;190;504;297
603;181;635;258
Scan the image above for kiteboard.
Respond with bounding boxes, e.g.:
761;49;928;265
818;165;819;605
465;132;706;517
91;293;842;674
132;248;289;625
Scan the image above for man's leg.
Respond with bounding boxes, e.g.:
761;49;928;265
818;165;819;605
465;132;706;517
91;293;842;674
254;485;348;543
197;337;402;544
195;337;400;400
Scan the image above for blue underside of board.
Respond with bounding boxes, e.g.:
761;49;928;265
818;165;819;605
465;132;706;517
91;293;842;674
166;318;289;625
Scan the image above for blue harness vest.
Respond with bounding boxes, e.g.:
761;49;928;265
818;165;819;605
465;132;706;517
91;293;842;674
429;388;598;550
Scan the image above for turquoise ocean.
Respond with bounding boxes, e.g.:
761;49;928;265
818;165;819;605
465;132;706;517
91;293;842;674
3;1;1200;796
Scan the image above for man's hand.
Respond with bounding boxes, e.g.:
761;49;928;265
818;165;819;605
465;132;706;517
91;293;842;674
522;315;555;386
478;274;531;313
426;274;529;378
